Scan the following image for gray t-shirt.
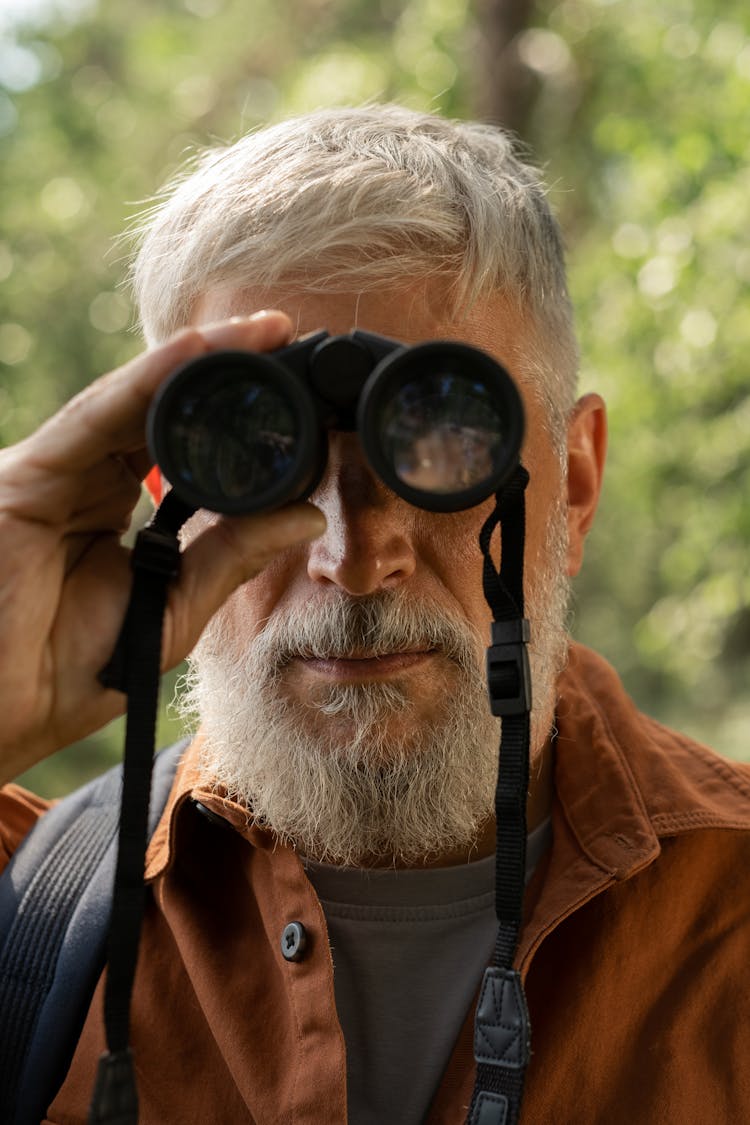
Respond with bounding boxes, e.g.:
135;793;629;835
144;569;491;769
305;818;551;1124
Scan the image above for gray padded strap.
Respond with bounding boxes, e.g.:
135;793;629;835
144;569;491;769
0;740;186;1125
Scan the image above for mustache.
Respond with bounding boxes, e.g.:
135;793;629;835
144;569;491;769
246;591;483;672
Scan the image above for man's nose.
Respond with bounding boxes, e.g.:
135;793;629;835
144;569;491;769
306;440;417;596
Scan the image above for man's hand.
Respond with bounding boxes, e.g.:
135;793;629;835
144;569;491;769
0;312;326;784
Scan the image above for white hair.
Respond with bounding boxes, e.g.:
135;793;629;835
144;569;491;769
129;104;578;438
179;495;569;865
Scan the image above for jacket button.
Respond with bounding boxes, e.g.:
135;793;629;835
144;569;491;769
281;921;308;962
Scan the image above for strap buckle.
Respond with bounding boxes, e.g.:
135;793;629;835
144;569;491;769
130;525;181;579
485;619;531;717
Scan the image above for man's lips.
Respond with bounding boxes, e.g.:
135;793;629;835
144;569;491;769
289;650;438;681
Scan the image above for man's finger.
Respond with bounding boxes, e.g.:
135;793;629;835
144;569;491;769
162;502;327;666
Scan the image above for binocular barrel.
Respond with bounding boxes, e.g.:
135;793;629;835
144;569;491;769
146;330;525;515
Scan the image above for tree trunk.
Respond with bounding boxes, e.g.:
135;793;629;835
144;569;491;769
471;0;539;138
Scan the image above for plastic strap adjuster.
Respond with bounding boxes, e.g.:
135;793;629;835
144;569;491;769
469;1092;509;1125
130;526;181;579
485;619;531;717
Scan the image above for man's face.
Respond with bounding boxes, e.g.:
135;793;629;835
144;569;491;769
181;282;578;865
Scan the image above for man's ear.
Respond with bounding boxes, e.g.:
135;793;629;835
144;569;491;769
566;393;607;577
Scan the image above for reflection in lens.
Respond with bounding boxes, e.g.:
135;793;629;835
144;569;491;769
164;379;297;502
379;373;505;494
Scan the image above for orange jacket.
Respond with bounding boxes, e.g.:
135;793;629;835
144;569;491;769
2;643;750;1124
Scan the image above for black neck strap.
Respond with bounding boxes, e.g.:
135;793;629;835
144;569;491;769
466;464;532;1125
90;491;192;1125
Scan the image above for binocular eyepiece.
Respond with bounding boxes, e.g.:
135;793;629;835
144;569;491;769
146;329;525;515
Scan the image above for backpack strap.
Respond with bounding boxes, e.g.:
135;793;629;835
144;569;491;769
0;739;187;1125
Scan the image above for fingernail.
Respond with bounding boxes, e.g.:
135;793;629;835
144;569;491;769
198;311;288;347
226;310;275;324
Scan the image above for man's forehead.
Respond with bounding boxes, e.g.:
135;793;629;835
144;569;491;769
191;283;533;376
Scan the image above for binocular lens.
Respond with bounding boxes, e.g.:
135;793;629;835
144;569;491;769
165;380;296;499
378;373;505;495
359;341;524;512
148;351;321;514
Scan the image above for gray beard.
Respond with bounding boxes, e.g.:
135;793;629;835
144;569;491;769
178;509;570;866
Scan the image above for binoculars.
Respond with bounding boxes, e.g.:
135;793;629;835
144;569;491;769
146;329;525;515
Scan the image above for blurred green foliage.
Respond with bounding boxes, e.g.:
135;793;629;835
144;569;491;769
1;0;748;796
528;0;750;756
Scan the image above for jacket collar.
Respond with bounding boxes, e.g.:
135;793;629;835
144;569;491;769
517;642;750;971
556;643;750;854
144;732;279;882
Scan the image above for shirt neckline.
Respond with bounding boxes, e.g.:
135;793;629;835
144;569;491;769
303;817;552;909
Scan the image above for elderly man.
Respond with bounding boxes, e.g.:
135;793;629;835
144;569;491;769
0;105;748;1125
